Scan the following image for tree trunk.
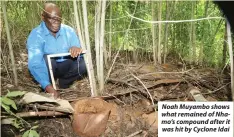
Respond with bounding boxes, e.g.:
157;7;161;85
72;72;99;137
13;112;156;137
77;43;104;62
133;38;138;63
95;1;101;84
78;1;85;41
210;19;223;47
151;2;157;65
99;0;107;93
226;22;234;101
67;2;74;26
30;2;38;29
104;41;108;69
222;22;227;68
73;1;83;45
199;1;209;66
108;1;112;64
192;3;196;64
163;1;173;64
157;1;162;64
2;2;18;86
189;2;195;64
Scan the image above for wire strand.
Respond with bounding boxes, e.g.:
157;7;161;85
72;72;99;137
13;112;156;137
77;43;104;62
126;11;224;24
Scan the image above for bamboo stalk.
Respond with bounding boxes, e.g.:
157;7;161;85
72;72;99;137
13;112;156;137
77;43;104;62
95;1;101;85
152;2;157;65
73;0;97;96
81;0;97;96
108;2;112;63
78;1;85;41
157;1;162;64
226;21;234;100
99;0;107;93
2;2;18;86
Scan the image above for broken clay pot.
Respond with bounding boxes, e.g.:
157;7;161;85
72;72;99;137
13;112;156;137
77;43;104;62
72;98;111;137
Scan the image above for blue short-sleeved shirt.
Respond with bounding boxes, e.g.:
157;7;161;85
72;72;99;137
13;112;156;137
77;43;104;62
27;21;80;89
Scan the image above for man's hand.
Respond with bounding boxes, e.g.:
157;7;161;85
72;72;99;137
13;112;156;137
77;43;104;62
69;46;82;58
45;85;60;99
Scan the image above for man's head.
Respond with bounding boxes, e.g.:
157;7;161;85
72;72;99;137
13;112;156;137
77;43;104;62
42;3;62;35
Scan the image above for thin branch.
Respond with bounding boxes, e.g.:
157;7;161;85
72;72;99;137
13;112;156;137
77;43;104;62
1;52;12;82
202;82;231;95
105;9;150;21
139;68;193;74
130;73;157;116
107;78;141;90
127;130;143;137
105;15;128;21
104;93;126;105
221;58;230;74
9;110;31;127
105;27;151;34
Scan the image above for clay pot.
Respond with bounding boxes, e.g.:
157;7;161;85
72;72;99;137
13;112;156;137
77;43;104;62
72;98;111;137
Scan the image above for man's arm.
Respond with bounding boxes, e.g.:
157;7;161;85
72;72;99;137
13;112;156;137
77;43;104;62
27;31;51;90
27;33;59;98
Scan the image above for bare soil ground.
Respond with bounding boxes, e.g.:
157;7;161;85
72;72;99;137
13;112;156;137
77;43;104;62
1;54;231;137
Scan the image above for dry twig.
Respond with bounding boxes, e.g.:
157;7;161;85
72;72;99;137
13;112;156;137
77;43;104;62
202;82;231;95
130;73;157;118
16;111;67;118
127;130;143;137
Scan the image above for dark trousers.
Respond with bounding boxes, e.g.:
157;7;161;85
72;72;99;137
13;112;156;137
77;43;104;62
44;55;87;89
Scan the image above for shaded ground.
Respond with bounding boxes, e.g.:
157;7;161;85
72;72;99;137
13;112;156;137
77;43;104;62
37;117;77;137
1;54;232;137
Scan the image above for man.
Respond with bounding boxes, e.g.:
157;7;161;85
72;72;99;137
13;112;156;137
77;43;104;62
27;3;87;99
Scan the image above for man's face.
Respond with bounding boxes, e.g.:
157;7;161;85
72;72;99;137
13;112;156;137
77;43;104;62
43;9;62;34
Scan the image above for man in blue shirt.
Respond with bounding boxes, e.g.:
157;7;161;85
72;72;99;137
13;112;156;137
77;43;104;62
27;3;87;98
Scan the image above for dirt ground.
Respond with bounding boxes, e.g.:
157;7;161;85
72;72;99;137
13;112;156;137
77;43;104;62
1;55;232;137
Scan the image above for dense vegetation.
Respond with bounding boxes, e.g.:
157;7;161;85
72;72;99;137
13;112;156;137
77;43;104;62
1;1;229;68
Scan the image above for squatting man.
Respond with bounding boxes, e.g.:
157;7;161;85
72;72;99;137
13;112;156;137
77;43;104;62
27;3;87;99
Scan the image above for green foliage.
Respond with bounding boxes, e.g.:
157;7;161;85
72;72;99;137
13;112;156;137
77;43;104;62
1;91;39;136
1;90;26;111
1;102;11;113
6;91;26;97
1;118;22;128
1;96;17;110
12;118;21;129
2;1;227;68
1;91;26;126
22;126;39;137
